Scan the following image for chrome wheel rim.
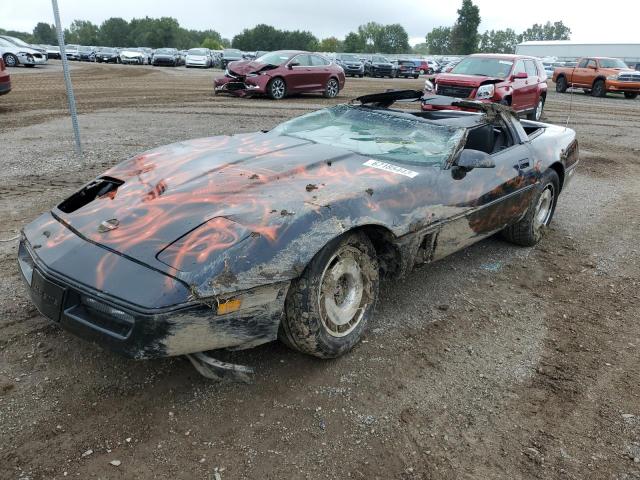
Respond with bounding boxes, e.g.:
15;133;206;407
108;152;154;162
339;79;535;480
4;55;16;67
318;247;369;337
327;79;338;97
534;186;554;232
535;99;544;120
271;79;285;99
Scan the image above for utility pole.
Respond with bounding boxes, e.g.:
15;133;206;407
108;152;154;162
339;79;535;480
51;0;82;155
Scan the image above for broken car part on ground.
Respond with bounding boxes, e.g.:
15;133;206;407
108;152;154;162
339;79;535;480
18;90;579;380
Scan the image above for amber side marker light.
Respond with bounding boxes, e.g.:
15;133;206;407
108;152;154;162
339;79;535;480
217;298;242;315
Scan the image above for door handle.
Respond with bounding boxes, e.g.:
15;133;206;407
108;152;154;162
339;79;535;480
517;158;531;169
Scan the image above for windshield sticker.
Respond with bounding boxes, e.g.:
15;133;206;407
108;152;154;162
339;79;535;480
363;159;419;178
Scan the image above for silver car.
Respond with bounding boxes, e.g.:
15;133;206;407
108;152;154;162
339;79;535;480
185;48;212;68
0;37;48;67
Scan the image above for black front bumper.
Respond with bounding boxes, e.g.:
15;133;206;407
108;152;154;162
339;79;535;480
18;238;286;359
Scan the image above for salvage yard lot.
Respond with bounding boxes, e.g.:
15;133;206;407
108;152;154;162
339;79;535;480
1;61;639;479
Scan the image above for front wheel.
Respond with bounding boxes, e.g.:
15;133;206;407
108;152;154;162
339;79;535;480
323;78;339;98
624;92;638;99
502;169;560;247
280;232;379;358
591;79;606;97
268;77;286;100
3;53;18;67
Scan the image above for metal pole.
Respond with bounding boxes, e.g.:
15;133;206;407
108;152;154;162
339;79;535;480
51;0;82;155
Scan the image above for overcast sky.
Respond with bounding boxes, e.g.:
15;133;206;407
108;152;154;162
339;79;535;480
2;0;639;44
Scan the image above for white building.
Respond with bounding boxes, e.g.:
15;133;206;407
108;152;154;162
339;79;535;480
516;41;640;64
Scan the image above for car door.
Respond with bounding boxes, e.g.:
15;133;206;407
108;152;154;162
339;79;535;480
510;60;530;112
572;58;592;86
286;54;313;92
432;117;537;260
309;54;330;90
522;60;541;110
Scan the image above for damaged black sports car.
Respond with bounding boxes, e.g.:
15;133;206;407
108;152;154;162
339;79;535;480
18;90;578;380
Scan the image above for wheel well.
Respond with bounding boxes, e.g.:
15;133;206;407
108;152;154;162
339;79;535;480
549;162;565;192
592;76;606;87
351;225;401;279
540;91;547;101
502;95;512;106
556;74;565;80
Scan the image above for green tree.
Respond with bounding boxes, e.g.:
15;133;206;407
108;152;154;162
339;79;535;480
97;18;129;47
412;42;430;55
32;23;57;44
519;21;571;42
343;31;366;53
479;28;518;53
357;22;383;53
202;37;223;50
425;26;452;55
450;0;481;54
65;20;99;45
378;24;410;53
319;36;342;52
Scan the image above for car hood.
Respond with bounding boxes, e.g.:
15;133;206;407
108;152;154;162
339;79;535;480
228;60;278;75
435;73;504;86
53;133;428;273
121;50;142;56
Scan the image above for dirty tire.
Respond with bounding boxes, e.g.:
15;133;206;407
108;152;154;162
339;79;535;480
624;92;638;99
591;79;606;97
527;97;545;121
3;53;18;67
280;232;379;359
323;78;339;98
555;76;567;93
268;77;287;100
502;169;560;247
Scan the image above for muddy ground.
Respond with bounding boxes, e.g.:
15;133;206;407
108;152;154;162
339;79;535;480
0;61;639;480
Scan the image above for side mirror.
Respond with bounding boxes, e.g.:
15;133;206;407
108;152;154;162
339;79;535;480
511;71;528;80
454;149;495;170
288;62;299;69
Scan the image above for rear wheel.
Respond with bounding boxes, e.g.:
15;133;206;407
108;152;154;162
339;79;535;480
3;53;18;67
323;77;339;98
555;76;567;93
591;79;606;97
280;232;379;358
268;77;286;100
527;97;545;121
624;92;638;99
502;169;559;247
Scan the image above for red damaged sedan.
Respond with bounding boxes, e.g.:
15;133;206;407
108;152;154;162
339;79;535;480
214;50;345;100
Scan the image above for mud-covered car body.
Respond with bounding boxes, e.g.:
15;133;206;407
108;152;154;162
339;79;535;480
19;90;578;361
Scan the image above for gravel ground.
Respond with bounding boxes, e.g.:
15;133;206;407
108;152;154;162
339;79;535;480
0;62;639;480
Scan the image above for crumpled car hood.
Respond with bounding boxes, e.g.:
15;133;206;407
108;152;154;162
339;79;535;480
228;61;276;76
436;73;503;86
53;133;423;274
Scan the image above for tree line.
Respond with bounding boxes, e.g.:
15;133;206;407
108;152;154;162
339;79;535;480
3;4;570;55
2;17;228;50
424;0;571;55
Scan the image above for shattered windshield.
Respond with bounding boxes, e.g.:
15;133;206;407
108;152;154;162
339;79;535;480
273;105;465;166
452;57;514;78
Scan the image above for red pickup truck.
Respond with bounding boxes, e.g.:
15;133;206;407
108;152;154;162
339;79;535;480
0;57;11;96
423;54;548;121
553;57;640;99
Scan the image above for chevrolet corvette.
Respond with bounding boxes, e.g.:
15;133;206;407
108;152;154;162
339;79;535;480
18;90;578;380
